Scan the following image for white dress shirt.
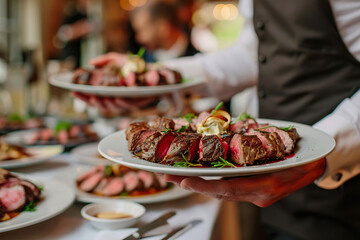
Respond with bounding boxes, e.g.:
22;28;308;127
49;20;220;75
165;0;360;189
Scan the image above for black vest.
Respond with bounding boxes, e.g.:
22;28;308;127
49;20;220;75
253;0;360;239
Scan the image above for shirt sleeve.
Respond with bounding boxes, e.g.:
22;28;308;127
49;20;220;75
163;1;258;101
313;89;360;189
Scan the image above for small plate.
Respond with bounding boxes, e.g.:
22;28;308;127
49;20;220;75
55;166;192;204
0;145;64;169
98;119;335;177
49;72;205;97
0;175;75;233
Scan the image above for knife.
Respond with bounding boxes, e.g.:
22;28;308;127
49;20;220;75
161;219;202;240
122;211;176;240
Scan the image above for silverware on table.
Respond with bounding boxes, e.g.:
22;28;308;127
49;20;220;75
122;211;176;240
161;219;202;240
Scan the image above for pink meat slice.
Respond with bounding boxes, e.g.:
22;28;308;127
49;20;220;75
124;72;136;86
101;178;124;196
138;171;154;189
123;171;140;192
69;125;81;138
260;127;298;154
0;183;26;212
40;128;53;141
58;130;68;145
76;165;105;184
78;172;104;192
145;70;160;86
155;174;167;189
89;69;103;86
229;134;267;165
173;118;189;130
229;121;246;133
93;177;111;195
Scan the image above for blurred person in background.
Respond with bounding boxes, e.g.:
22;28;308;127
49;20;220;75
54;0;98;68
130;1;199;62
74;1;360;239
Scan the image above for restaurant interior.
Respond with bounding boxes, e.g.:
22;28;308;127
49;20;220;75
0;0;248;239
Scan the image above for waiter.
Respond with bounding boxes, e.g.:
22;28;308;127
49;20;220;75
76;0;360;239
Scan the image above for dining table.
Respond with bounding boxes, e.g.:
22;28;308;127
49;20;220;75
0;152;221;240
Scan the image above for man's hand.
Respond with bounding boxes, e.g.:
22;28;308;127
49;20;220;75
165;158;326;207
89;52;128;68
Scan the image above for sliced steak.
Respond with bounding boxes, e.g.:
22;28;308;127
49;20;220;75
230;134;267;165
248;129;285;159
199;135;227;164
260;127;299;154
138;171;155;189
125;122;149;140
0;182;26;212
128;129;156;152
151;117;175;131
160;133;201;165
123;171;142;192
135;131;176;162
101;178;124;196
78;172;104;192
76;165;105;184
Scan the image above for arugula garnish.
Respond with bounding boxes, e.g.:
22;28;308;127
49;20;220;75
120;191;129;196
257;125;294;131
236;112;256;122
23;201;36;212
104;165;113;177
174;154;203;168
211;157;236;168
7;114;25;122
54;121;72;134
182;113;196;123
136;47;146;58
161;128;172;134
176;125;188;133
211;102;224;115
37;185;44;191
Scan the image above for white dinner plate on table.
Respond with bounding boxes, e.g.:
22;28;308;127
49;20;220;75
54;166;192;204
71;142;113;165
0;145;64;169
0;175;75;233
49;72;206;97
98;119;335;177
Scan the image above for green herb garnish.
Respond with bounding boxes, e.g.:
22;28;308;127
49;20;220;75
257;125;294;131
23;201;36;212
7;114;25;122
104;165;113;177
161;128;172;134
211;102;224;115
235;112;256;122
37;185;44;191
182;113;196;123
173;154;202;168
176;125;188;133
136;47;146;58
120;191;129;196
54;121;72;134
181;78;191;83
210;157;236;168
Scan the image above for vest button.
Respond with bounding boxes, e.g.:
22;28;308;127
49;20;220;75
259;55;267;63
258;90;266;99
256;21;265;30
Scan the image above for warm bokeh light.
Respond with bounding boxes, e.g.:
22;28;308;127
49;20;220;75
213;3;238;20
129;0;147;8
120;0;147;11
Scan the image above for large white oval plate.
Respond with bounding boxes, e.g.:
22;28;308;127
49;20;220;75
0;145;64;169
55;166;192;204
49;72;206;97
98;119;335;177
0;175;75;233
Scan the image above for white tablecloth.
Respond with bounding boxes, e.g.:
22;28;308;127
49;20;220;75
0;154;221;240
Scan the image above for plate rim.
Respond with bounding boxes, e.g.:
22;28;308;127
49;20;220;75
49;72;206;97
98;118;336;177
0;175;75;233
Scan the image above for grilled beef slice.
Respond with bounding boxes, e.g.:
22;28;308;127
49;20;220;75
151;117;175;131
135;131;176;162
128;129;156;152
248;130;285;159
229;134;267;165
260;127;299;154
199;135;228;164
160;133;201;165
125;122;150;140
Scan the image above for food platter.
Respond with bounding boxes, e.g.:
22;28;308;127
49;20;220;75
0;145;64;169
0;175;75;233
55;166;192;204
49;72;205;97
98;119;335;177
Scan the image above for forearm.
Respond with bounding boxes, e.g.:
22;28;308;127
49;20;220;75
313;89;360;189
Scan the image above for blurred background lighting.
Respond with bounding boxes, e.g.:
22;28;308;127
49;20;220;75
213;3;238;21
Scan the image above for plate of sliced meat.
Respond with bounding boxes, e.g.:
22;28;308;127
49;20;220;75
55;165;192;204
49;67;205;97
98;110;335;177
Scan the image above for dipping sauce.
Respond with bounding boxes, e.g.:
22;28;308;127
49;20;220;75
95;212;133;219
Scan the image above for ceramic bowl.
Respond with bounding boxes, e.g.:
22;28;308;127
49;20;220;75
81;201;146;230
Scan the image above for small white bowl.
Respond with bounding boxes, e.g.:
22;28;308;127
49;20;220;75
81;201;146;230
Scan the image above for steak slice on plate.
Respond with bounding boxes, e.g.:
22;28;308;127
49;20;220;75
260;127;299;154
128;129;156;152
160;133;201;165
199;135;228;164
125;122;150;140
247;129;285;159
229;134;267;165
151;117;175;131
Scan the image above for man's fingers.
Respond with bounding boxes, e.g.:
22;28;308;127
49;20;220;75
72;92;94;106
89;52;127;67
164;175;187;185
